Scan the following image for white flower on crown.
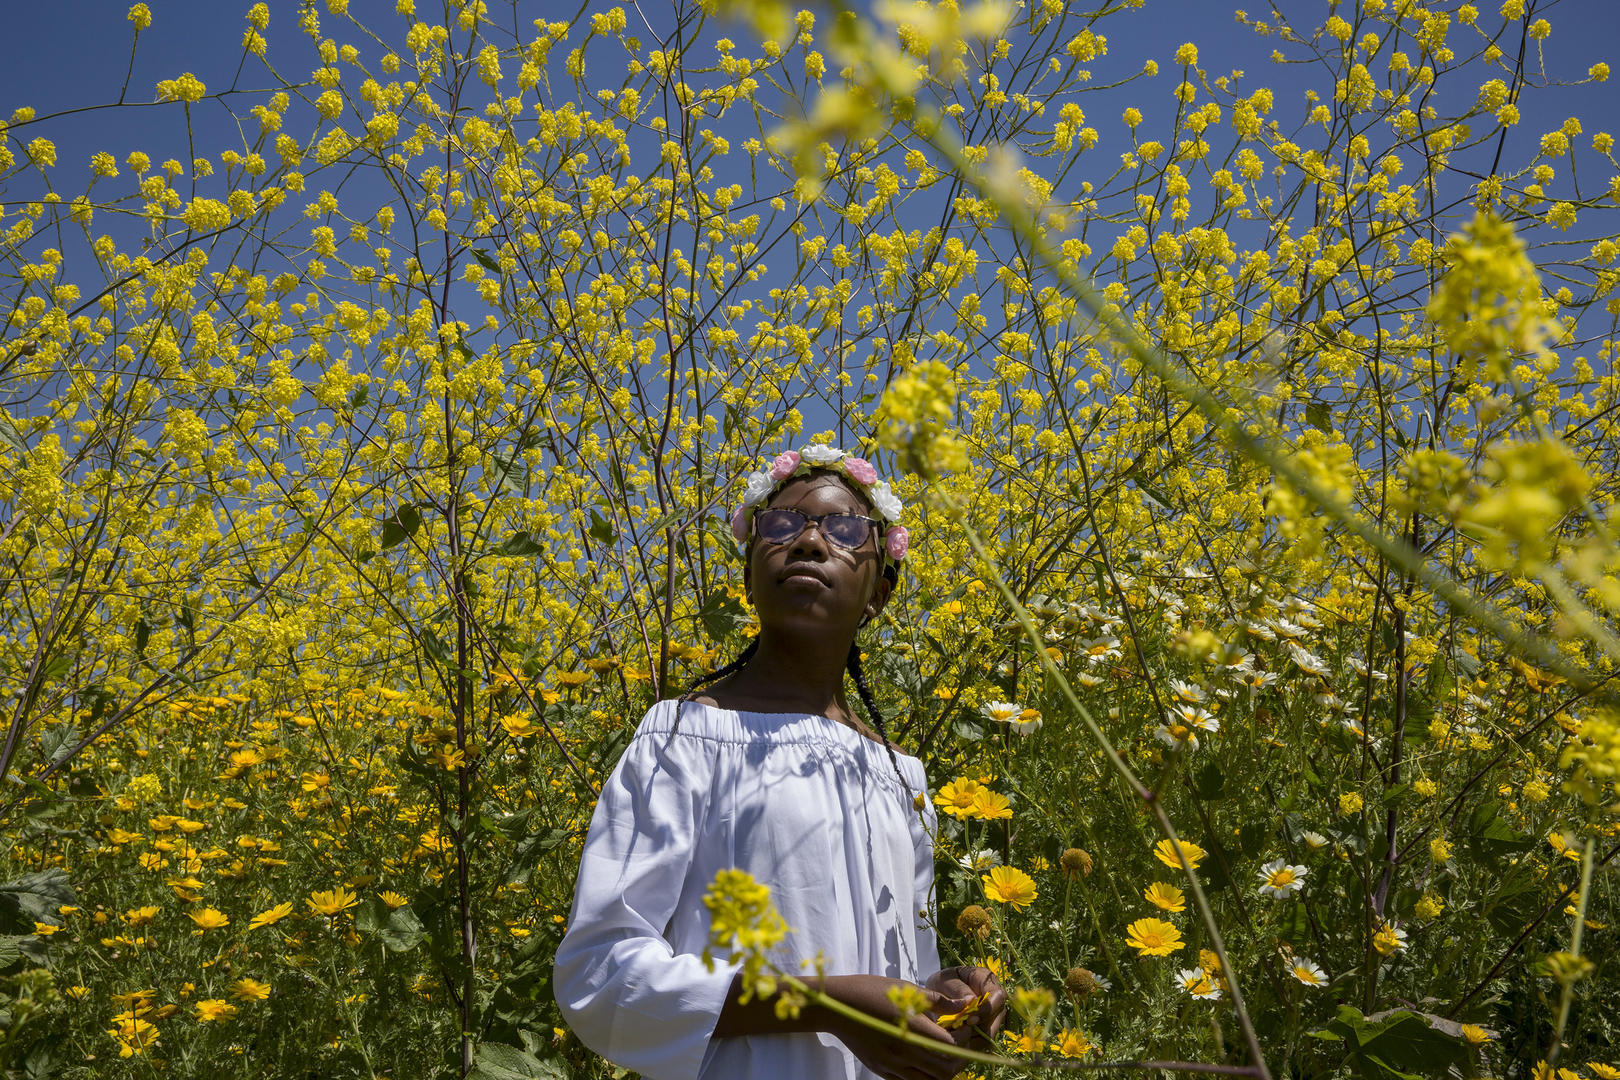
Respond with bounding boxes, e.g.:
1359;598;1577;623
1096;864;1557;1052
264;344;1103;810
867;480;903;522
741;468;775;507
800;444;845;466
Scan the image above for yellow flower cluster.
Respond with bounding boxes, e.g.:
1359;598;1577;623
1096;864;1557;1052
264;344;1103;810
873;360;968;477
1425;211;1561;383
702;869;788;1006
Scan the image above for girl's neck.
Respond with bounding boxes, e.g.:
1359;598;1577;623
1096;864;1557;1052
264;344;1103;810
717;632;849;717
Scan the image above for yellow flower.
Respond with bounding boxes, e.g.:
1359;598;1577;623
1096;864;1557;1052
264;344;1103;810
1339;792;1365;815
499;714;540;738
936;777;983;819
248;902;294;930
307;888;359;917
106;1016;159;1057
1143;881;1186;912
232;977;271;1001
935;991;990;1030
983;866;1038;910
1125;917;1184;956
1152;839;1206;871
188;907;229;930
1372;921;1408;956
195;999;238;1022
1004;1028;1045;1053
971;788;1014;821
1459;1024;1493;1045
1050;1027;1094;1058
379;890;409;910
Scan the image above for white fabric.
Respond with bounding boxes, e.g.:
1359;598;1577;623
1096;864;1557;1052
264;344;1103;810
553;698;941;1080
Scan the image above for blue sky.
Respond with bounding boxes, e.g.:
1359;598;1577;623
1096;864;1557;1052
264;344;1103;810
4;0;1618;449
10;1;1616;219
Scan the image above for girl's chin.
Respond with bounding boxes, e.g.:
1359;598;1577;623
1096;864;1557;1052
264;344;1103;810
756;606;860;634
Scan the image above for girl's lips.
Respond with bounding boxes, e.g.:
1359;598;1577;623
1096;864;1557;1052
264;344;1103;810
780;567;829;587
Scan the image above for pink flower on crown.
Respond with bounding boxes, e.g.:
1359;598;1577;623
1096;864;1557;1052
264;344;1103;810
768;450;801;482
731;505;750;542
844;457;878;486
885;525;909;562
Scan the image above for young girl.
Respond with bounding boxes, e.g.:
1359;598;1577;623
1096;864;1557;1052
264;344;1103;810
553;448;1005;1080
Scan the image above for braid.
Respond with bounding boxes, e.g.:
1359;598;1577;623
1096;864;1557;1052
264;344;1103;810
846;642;911;798
686;633;760;692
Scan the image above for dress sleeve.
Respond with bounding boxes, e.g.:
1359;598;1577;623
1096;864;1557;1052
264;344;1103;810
552;713;739;1080
912;776;943;983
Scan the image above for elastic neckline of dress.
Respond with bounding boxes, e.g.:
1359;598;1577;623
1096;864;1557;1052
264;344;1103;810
675;698;909;755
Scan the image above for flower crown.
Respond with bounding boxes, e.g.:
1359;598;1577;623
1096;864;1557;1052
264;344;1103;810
730;446;909;564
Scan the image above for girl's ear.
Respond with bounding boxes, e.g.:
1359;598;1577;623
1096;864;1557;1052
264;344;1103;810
862;575;893;626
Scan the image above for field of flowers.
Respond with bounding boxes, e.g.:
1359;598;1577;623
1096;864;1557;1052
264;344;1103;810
1;0;1617;1076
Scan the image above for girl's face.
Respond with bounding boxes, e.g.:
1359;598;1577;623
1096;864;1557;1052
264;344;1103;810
744;473;891;641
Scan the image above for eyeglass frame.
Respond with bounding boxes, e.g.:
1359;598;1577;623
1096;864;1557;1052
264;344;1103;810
749;507;885;552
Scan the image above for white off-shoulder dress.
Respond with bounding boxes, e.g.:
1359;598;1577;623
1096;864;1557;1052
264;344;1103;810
553;697;941;1080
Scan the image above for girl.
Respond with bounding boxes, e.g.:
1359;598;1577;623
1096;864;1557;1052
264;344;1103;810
553;447;1005;1080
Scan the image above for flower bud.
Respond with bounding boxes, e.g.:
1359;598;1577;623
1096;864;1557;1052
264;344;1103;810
1064;967;1101;1000
955;904;992;940
1060;847;1093;879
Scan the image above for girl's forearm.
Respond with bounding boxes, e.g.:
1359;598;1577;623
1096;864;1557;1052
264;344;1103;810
712;971;839;1038
713;972;910;1039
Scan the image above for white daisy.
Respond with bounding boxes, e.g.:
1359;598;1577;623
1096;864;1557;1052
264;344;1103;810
1176;968;1222;1000
1256;858;1308;899
1168;678;1207;704
1288;958;1328;987
981;701;1022;725
1285;642;1331;677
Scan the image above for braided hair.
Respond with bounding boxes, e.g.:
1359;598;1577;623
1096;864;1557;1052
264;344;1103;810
686;633;760;694
844;640;911;797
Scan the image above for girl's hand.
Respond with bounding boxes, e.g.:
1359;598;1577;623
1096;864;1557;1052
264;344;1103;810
823;974;968;1080
924;965;1007;1049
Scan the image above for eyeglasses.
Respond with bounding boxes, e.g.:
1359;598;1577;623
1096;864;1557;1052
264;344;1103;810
753;508;880;551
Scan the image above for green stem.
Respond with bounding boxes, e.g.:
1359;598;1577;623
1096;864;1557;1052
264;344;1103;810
1545;836;1596;1070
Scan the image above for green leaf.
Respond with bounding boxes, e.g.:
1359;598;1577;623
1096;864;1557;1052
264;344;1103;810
470;1042;567;1080
0;412;26;457
380;503;422;551
0;871;74;934
698;590;748;643
505;827;573;886
1315;1006;1469;1078
471;247;502;274
588;509;616;546
39;725;78;768
1192;761;1225;799
498;531;545;557
1466;800;1533;855
420;628;452;667
356;899;426;952
1481;867;1540;937
1305;399;1333;433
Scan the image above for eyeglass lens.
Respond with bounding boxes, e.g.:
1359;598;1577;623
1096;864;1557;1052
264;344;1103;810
755;509;871;549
